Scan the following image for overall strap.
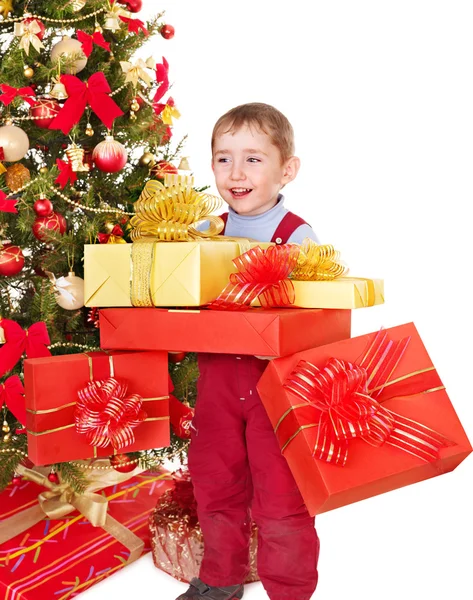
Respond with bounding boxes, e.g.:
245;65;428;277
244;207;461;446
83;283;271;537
271;212;309;244
218;212;229;235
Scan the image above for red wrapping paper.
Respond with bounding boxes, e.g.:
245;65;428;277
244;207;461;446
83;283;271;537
99;307;352;358
24;351;170;465
256;322;472;515
0;470;172;600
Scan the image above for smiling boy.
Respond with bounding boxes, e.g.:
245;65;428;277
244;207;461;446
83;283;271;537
178;103;320;600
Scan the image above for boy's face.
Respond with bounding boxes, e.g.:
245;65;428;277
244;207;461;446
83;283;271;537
212;124;299;216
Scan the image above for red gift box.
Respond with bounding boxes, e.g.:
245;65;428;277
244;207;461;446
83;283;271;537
24;351;170;465
99;307;352;357
0;468;173;600
256;322;472;515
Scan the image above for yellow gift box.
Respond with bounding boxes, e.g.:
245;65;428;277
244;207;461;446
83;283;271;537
289;277;384;309
84;241;267;308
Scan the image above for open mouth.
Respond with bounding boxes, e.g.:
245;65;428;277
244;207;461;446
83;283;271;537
230;188;252;198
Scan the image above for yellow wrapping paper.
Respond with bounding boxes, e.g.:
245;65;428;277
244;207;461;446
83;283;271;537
84;241;269;308
288;276;384;309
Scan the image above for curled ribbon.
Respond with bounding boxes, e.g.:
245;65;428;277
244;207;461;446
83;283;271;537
0;84;36;106
0;318;51;378
0;375;25;425
14;19;44;55
209;244;300;310
0;461;146;565
280;329;453;466
48;72;124;135
76;29;111;58
75;377;147;450
129;179;224;241
291;238;348;281
120;57;155;87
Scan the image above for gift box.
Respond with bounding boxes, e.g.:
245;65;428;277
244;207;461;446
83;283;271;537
0;466;173;600
288;277;384;309
24;351;170;465
149;470;259;583
99;307;352;357
256;323;472;515
84;241;269;308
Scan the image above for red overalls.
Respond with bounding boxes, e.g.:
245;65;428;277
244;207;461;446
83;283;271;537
188;213;320;600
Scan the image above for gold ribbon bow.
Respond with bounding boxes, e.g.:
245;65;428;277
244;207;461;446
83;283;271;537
120;57;155;87
161;102;181;125
130;179;224;242
14;20;45;55
0;461;145;562
290;238;348;281
104;3;132;32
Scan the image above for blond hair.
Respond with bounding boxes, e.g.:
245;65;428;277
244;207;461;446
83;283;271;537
211;102;295;163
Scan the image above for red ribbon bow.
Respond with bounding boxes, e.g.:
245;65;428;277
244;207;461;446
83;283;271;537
97;224;124;244
282;330;453;466
76;30;111;58
75;377;147;450
0;375;26;426
0;84;36;106
0;319;51;378
209;244;300;310
0;191;18;213
119;16;149;36
169;394;194;439
48;72;124;135
54;158;78;189
153;57;169;104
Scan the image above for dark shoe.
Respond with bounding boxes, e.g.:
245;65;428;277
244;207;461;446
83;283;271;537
176;577;244;600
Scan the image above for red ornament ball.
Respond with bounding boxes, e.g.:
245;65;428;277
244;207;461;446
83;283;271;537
47;472;59;483
23;17;46;40
32;212;67;241
92;136;128;173
12;476;22;486
169;351;187;364
29;98;60;129
150;160;178;179
124;0;142;12
160;24;175;40
110;454;136;473
33;197;54;217
0;245;25;276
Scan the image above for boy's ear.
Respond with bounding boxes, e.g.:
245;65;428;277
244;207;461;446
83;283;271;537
281;156;300;185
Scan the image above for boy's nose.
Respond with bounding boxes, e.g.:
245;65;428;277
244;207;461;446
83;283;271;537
230;164;245;180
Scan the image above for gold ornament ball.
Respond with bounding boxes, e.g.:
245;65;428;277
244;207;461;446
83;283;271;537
51;36;88;74
85;124;94;137
129;111;137;121
54;272;85;310
39;166;49;174
139;152;156;168
130;99;140;112
5;163;31;192
23;66;34;79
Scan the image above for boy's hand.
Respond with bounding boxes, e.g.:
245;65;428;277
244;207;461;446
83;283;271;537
254;355;276;361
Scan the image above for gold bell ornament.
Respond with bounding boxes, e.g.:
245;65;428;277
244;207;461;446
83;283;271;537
65;143;90;172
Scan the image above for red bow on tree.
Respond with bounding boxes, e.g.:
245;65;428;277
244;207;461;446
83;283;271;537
54;158;77;189
76;30;111;58
169;394;194;439
153;57;169;104
48;72;124;135
97;224;124;244
119;16;149;36
0;191;18;214
0;84;36;106
0;375;26;426
0;319;51;378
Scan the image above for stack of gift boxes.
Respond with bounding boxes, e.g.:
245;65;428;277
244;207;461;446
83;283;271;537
1;175;470;598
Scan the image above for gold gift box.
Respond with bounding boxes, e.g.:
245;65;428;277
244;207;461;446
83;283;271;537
289;276;384;309
84;241;267;308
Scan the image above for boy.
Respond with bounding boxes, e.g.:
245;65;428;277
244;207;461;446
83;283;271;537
179;103;320;600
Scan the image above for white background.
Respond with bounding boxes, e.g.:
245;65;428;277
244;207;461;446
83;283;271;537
85;1;473;599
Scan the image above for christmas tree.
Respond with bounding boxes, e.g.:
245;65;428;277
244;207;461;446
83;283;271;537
0;0;196;490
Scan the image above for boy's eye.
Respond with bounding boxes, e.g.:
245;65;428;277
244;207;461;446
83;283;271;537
247;157;260;163
217;157;230;163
